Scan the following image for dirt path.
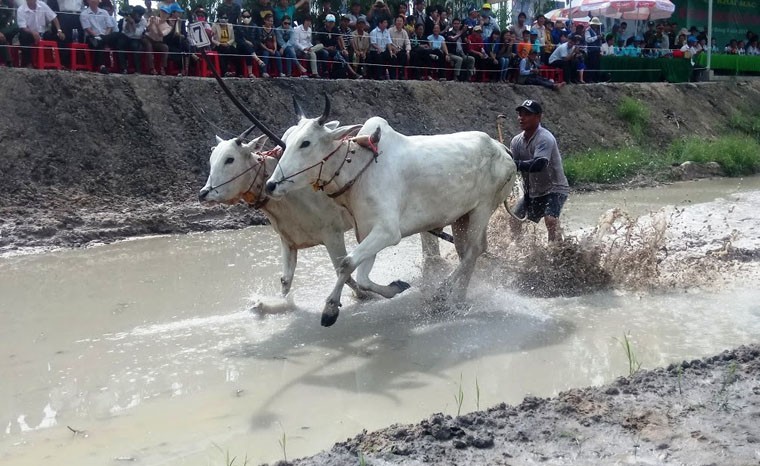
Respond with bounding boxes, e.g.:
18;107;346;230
284;344;760;466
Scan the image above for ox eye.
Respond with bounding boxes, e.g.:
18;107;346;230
224;157;234;165
300;141;311;148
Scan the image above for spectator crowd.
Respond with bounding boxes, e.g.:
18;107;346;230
0;0;758;85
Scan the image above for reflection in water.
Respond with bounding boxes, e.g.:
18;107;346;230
1;178;760;465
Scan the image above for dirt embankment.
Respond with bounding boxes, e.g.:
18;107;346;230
1;68;760;251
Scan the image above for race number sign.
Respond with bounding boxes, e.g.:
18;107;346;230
188;21;211;48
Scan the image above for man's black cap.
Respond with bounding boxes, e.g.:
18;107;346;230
516;99;542;114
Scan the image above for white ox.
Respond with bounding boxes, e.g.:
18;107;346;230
199;122;441;308
265;98;519;326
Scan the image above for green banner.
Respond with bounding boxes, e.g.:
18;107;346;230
673;0;760;46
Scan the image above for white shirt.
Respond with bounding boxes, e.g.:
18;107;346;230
80;7;113;35
601;42;616;56
58;0;83;12
548;41;573;64
369;26;391;51
17;1;57;34
292;24;313;51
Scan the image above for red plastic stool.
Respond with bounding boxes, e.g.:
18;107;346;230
34;40;62;70
70;42;93;71
195;51;220;77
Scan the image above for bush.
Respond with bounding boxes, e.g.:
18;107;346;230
669;135;760;177
617;96;650;139
564;147;661;184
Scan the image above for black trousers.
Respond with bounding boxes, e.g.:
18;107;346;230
116;35;144;72
57;12;81;67
389;50;407;79
550;58;578;83
86;32;121;68
18;30;60;66
368;49;391;79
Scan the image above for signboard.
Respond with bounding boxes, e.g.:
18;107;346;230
187;22;211;48
673;0;760;45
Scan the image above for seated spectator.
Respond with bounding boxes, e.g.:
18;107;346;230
445;17;476;82
275;15;306;77
496;29;516;83
256;13;282;77
212;13;240;76
529;28;541;56
516;29;531;60
164;3;189;75
409;22;430;79
484;29;501;81
747;38;759;56
426;22;449;80
337;14;352;51
117;5;147;74
621;35;644;57
144;6;170;74
317;13;359;78
680;35;702;62
467;25;489;76
80;0;120;73
351;16;371;77
368;17;392;79
237;9;268;78
388;15;410;80
601;34;616;56
548;33;581;83
293;16;326;78
725;39;739;54
0;0;19;67
518;49;563;90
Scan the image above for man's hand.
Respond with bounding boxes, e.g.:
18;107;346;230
57;30;65;40
32;31;41;43
0;32;5;42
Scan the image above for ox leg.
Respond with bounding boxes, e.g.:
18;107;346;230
433;210;488;307
322;225;401;327
321;231;372;300
280;240;298;297
355;254;411;299
421;231;443;271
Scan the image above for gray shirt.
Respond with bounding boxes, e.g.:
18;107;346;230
510;124;569;198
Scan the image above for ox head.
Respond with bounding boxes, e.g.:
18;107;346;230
265;95;361;198
198;125;269;205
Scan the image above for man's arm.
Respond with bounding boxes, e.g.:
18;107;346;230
515;138;551;172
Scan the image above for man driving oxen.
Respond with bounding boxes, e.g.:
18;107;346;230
508;99;569;242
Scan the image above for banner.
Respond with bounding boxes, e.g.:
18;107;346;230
673;0;760;46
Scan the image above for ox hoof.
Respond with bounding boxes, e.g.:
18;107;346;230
321;300;341;327
390;280;411;293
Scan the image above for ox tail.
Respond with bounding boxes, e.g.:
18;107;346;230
503;175;527;222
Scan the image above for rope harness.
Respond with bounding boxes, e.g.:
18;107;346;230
271;130;381;199
208;148;280;209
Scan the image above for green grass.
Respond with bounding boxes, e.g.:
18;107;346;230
564;147;662;184
728;111;760;140
669;135;760;176
617;96;650;139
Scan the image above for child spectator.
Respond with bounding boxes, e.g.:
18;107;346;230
601;34;616;56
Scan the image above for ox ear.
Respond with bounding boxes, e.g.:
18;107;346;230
215;135;224;144
324;120;340;130
329;124;362;141
244;134;268;153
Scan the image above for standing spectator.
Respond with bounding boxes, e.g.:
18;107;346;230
0;0;18;67
17;0;66;68
117;5;147;73
542;19;555;65
463;7;479;28
293;16;326;78
388;15;410;79
255;13;281;77
345;1;363;28
350;15;370;77
548;33;581;83
237;9;268;77
144;5;169;74
251;0;274;26
80;0;119;73
584;17;602;83
212;13;239;76
315;0;334;31
367;0;392;31
518;49;563;90
275;15;306;76
408;22;429;79
369;16;391;79
643;21;655;48
654;22;670;55
511;11;527;39
410;0;425;28
600;34;615;56
396;2;408;22
480;7;499;42
217;0;241;26
423;4;440;38
272;0;307;27
56;0;84;67
445;17;475;81
509;99;570;242
550;19;563;47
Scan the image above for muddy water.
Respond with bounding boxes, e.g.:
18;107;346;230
2;177;760;466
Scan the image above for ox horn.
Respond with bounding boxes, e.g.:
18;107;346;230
317;93;331;126
235;124;258;145
199;49;286;150
293;96;305;119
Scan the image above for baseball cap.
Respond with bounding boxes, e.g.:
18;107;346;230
516;99;542;114
169;2;184;13
159;4;172;13
356;15;367;24
482;2;491;8
325;13;336;22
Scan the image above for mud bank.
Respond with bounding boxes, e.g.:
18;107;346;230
2;68;760;251
284;344;760;466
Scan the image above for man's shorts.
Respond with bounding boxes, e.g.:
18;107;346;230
515;192;568;223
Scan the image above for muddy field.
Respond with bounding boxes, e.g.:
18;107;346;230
1;69;760;465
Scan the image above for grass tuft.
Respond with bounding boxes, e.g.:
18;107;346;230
728;111;760;140
617;96;650;139
669;135;760;176
564;147;661;184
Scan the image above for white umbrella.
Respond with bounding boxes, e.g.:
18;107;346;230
580;0;675;20
544;8;591;24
